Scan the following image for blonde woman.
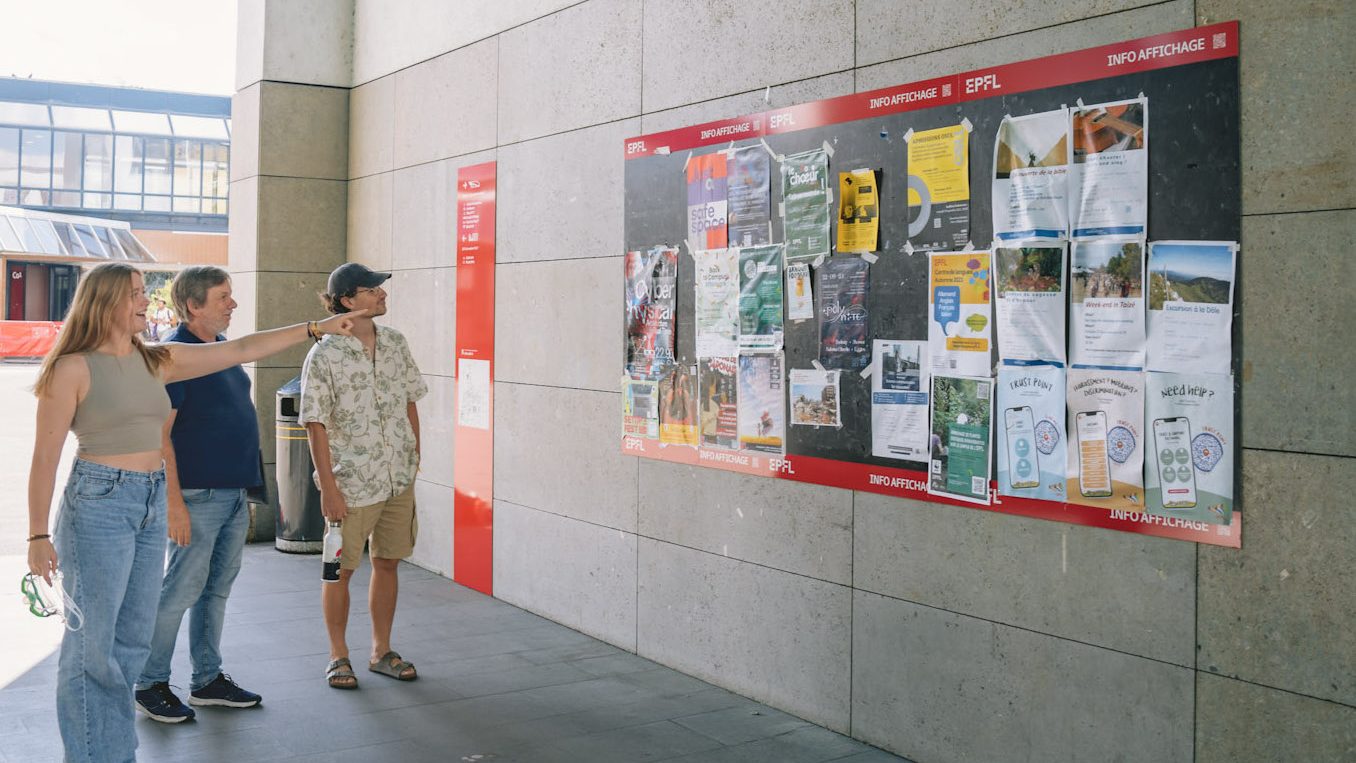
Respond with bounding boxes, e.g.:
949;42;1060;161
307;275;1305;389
25;263;362;763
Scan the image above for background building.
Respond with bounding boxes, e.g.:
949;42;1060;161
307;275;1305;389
229;2;1353;761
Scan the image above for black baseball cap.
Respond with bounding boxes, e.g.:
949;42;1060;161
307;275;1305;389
327;263;391;296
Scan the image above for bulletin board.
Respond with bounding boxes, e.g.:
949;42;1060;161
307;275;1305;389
620;22;1242;547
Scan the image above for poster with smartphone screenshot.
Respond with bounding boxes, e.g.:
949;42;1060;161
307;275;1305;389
1065;368;1145;510
1069;238;1145;370
996;365;1066;501
928;374;993;505
1070;97;1148;238
871;339;930;461
994;242;1066;365
1146;372;1234;525
1147;241;1237;374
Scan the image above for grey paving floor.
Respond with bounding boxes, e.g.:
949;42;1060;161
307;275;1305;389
1;545;908;762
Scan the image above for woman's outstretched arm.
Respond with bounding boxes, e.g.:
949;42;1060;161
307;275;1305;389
162;310;367;384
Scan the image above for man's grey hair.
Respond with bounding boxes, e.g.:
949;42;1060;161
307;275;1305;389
171;266;231;322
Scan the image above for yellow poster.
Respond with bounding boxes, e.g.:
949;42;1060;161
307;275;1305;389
907;124;970;250
836;168;879;253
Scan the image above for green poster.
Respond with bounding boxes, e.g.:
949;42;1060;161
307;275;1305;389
928;374;993;504
782;149;831;264
737;244;784;352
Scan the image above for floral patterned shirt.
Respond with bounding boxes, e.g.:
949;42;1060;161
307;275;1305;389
299;324;428;507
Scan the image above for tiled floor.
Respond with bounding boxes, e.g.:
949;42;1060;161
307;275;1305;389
1;545;908;762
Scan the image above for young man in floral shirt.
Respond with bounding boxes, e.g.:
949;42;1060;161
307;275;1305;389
300;263;427;689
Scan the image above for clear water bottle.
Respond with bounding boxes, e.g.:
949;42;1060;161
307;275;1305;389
322;521;342;582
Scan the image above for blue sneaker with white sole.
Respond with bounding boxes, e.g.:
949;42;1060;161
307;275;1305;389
135;682;196;723
189;673;262;708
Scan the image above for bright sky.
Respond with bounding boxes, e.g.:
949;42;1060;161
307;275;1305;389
0;0;236;96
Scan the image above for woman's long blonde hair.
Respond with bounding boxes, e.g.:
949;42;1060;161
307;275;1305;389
33;263;171;397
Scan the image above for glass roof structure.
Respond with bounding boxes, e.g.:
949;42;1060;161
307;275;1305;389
0;205;155;263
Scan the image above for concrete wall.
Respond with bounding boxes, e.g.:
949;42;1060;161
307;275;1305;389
243;1;1355;760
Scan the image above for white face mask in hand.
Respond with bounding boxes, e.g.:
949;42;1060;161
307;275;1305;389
21;571;84;632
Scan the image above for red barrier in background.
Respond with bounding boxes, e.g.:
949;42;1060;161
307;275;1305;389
0;321;60;357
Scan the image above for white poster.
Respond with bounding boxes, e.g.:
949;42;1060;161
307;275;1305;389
994;242;1066;365
996;365;1066;502
1071;97;1148;238
785;262;814;321
1069;238;1145;370
457;358;490;430
871;339;930;461
1065;368;1145;511
694;248;739;358
992;108;1070;241
790;369;841;427
1147;241;1237;375
1145;371;1234;525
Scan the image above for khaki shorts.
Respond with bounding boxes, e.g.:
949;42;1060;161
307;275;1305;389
339;484;417;569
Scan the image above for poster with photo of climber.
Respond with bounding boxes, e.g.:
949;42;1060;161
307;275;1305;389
698;357;739;449
994;242;1066;365
816;257;871;371
1147;240;1237;374
928;252;992;377
737;353;785;453
624;246;678;379
1065;368;1145;511
906;124;970;251
1071;97;1148;238
781;148;831;264
1069;238;1146;370
659;365;700;447
728;146;771;247
992;109;1070;241
687;151;727;249
694;248;739;358
836;169;880;253
790;368;842;427
1145;371;1233;524
928;373;994;505
622;377;659;439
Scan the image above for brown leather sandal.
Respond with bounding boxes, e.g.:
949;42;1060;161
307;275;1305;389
368;651;417;681
325;657;358;689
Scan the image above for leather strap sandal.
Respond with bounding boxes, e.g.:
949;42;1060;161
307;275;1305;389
368;651;417;681
325;657;358;689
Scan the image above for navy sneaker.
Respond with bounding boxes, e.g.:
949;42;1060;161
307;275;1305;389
189;673;262;708
135;682;196;723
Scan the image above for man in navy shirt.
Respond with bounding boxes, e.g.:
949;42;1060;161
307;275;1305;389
135;266;264;723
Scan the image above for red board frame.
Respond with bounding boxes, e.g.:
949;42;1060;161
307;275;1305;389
620;23;1242;548
454;161;497;593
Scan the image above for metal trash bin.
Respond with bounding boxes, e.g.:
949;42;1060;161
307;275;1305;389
275;376;323;553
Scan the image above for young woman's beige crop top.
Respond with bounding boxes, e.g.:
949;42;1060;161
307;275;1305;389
70;351;171;456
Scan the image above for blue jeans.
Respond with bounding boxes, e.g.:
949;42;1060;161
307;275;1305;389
137;488;249;691
54;459;166;763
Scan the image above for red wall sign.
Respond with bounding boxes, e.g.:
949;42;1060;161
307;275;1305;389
619;23;1242;548
453;162;497;594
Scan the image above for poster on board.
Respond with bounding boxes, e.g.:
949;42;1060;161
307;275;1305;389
698;357;739;449
659;365;699;447
737;244;785;352
1069;238;1145;369
928;251;992;377
817;257;871;371
1071;97;1148;238
737;353;785;453
992;108;1070;241
790;368;842;427
994;242;1066;366
782;149;831;264
728;146;771;247
1145;371;1234;524
1147;240;1237;374
694;248;739;358
622;377;660;439
687;151;727;249
907;123;970;251
996;364;1067;501
624;246;678;379
837;169;880;253
871;339;930;461
928;373;994;505
785;262;814;321
1065;368;1145;510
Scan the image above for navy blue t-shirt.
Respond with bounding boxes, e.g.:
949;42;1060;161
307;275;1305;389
165;324;263;490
